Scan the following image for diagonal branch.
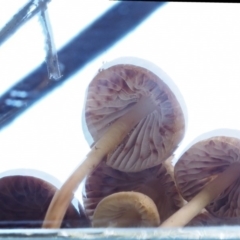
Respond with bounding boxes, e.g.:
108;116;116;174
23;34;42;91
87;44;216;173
39;7;61;80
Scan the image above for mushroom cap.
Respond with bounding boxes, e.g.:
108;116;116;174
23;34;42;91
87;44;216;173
0;168;81;212
174;134;240;218
0;174;89;228
83;157;183;223
83;57;186;172
92;192;160;227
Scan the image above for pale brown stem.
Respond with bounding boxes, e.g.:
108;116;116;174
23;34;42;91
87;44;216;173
42;97;157;228
161;162;240;227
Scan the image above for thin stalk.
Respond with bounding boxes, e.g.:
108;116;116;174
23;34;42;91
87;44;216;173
42;97;157;228
39;8;61;80
161;162;240;227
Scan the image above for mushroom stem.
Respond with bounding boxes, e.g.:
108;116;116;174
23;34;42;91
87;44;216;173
42;97;157;228
161;162;240;227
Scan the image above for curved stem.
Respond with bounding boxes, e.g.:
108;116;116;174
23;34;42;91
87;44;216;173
161;162;240;227
42;97;157;228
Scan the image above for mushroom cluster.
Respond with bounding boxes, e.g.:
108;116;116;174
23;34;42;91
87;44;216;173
83;156;183;226
42;56;187;228
42;56;240;229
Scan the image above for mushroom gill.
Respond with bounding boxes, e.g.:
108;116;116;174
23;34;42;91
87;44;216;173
84;57;186;172
161;134;240;227
83;157;183;224
174;136;240;218
92;192;160;227
0;175;89;228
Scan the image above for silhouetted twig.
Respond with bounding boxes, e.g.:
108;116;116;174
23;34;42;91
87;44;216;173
39;7;61;80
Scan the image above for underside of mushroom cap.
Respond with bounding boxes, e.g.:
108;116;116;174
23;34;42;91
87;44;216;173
0;175;88;228
84;57;186;172
83;158;183;223
174;135;240;218
92;192;160;227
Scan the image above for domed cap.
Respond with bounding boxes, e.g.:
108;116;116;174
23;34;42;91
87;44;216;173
0;173;89;228
84;57;187;172
83;158;183;223
92;192;160;227
174;132;240;219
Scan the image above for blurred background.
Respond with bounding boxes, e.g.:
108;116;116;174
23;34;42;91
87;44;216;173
0;1;240;205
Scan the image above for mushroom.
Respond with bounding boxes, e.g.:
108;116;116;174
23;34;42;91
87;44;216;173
83;56;187;172
43;57;186;228
92;192;160;227
83;156;183;223
0;170;89;228
161;130;240;227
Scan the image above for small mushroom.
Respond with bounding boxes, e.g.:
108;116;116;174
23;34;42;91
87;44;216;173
84;56;187;172
43;57;186;228
161;131;240;227
92;192;160;227
83;156;183;223
0;170;89;228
